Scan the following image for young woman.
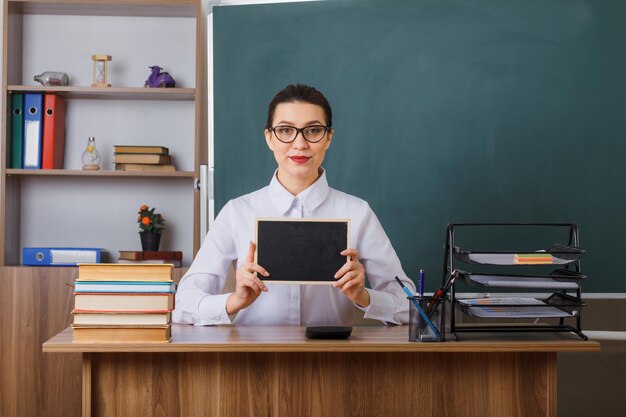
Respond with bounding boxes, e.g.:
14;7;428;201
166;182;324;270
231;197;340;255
173;84;415;326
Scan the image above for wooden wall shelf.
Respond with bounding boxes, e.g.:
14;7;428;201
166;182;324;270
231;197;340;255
6;169;196;178
8;86;195;101
8;0;196;18
1;0;207;267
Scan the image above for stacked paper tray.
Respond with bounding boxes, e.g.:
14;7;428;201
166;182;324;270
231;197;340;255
456;293;584;319
453;244;584;266
456;269;585;290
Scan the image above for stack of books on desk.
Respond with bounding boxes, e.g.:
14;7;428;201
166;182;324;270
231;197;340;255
118;250;182;267
113;145;175;172
72;263;175;343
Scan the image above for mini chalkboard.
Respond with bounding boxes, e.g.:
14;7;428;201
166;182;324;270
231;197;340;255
255;218;350;284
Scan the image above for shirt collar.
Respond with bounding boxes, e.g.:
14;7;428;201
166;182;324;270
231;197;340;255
268;168;330;215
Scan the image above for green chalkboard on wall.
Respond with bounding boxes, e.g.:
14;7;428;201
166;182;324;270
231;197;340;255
213;0;626;292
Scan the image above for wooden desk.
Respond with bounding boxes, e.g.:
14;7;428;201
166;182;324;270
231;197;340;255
43;325;599;417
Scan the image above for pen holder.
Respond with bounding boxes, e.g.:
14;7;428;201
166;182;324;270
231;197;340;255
408;296;445;342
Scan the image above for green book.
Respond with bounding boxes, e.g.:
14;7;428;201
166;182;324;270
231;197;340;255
10;93;24;169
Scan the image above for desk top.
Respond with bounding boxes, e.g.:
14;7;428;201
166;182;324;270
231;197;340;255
43;325;600;353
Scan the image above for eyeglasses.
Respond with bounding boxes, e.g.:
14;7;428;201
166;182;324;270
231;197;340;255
269;125;332;143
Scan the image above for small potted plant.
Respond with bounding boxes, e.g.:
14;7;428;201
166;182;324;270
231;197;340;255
138;205;165;251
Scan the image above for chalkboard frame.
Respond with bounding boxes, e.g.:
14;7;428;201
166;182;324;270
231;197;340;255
254;218;350;284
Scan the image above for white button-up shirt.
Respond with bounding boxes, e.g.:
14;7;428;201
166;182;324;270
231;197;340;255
173;170;416;326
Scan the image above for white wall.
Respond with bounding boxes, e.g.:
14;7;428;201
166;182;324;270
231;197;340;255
23;14;195;88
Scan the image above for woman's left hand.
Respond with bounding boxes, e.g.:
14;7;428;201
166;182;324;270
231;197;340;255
333;248;370;307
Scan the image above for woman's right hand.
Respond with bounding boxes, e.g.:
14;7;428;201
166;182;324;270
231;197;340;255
226;241;269;315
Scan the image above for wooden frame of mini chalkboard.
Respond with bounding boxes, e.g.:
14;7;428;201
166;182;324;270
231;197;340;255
254;218;350;284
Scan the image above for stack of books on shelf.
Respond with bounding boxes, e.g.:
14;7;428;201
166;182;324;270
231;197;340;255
113;145;175;172
118;250;183;267
72;263;175;343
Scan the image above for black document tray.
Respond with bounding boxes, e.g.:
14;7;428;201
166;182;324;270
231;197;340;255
456;268;586;289
453;244;585;266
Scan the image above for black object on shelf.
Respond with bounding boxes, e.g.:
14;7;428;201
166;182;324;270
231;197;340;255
441;223;588;340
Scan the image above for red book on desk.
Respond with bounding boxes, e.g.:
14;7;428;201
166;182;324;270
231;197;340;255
41;94;66;169
118;250;183;261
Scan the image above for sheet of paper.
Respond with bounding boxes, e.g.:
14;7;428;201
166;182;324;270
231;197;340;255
469;275;578;289
464;253;572;265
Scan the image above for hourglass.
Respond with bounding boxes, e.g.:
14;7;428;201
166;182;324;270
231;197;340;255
91;54;111;87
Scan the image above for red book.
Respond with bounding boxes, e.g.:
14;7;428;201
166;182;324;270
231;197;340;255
118;250;183;261
41;94;66;169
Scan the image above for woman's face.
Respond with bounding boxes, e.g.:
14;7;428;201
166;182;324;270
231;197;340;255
264;101;333;187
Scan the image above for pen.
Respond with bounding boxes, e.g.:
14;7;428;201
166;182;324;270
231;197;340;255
425;271;457;316
419;269;424;297
394;276;441;338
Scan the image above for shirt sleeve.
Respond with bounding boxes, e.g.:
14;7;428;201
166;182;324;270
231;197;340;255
172;202;238;326
354;203;417;325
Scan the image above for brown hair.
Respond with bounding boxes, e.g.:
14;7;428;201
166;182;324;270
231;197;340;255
265;84;333;129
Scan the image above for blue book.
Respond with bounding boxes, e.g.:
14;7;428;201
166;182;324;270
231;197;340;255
73;281;176;293
23;247;102;266
22;93;44;169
